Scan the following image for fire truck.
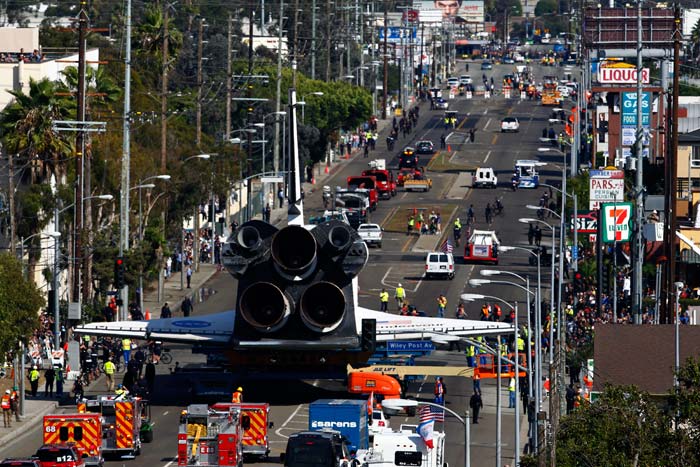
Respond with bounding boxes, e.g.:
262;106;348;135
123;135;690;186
211;402;272;460
77;396;151;458
177;404;243;467
43;414;104;466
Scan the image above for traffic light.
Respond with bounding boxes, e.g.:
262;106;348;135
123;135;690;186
573;272;583;294
114;257;126;289
601;261;610;295
361;319;376;353
222;219;369;348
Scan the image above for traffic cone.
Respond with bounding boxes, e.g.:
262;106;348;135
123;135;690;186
447;144;451;152
145;309;151;320
325;165;329;174
66;364;71;373
312;177;316;185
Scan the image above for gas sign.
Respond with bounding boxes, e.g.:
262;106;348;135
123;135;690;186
601;202;633;243
621;92;651;127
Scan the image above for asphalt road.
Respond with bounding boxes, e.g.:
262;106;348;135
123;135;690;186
2;60;574;467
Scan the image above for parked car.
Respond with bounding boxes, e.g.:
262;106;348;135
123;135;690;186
500;117;520;133
416;140;435;154
481;61;493;70
0;460;41;467
357;223;383;248
446;77;459;88
425;252;455;280
503;56;515;64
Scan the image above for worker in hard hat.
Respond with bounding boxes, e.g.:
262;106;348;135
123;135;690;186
232;387;243;403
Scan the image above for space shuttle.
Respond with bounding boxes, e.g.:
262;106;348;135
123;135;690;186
75;89;512;376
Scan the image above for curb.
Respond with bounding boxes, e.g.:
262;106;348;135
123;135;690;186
0;401;58;448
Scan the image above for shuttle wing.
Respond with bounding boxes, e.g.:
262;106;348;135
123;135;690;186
74;307;513;343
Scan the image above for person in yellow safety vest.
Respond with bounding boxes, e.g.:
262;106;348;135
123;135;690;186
1;389;11;427
407;216;415;235
232;387;243;403
395;284;406;311
122;338;132;366
517;336;525;352
450;117;456;128
437;295;447;318
465;345;476;368
454;218;462;230
115;384;127;397
29;365;40;397
379;289;389;312
104;357;116;391
508;378;516;408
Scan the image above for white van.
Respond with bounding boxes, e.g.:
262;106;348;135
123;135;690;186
473;167;498;188
425;252;455;280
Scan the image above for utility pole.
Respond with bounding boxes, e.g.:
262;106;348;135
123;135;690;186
161;1;170;173
246;9;255;221
666;5;681;323
382;4;388;119
325;0;331;82
72;5;87;303
631;0;644;324
311;0;317;80
358;0;364;87
196;17;203;147
292;0;300;87
119;0;132;319
273;1;283;177
8;151;15;255
225;13;232;141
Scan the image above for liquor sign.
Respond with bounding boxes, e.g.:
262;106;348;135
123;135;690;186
601;202;633;243
598;63;650;84
589;169;625;210
621;92;651;127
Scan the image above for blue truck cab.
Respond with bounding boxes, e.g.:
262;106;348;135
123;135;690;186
309;399;369;453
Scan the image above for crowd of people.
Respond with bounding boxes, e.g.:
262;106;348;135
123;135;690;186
0;48;43;63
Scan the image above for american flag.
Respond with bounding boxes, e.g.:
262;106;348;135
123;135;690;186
419;404;445;423
440;239;453;254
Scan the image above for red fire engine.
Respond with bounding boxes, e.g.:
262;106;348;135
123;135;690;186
78;395;150;458
177;404;243;467
211;402;272;460
43;414;103;466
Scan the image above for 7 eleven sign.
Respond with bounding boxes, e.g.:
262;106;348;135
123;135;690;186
601;202;633;243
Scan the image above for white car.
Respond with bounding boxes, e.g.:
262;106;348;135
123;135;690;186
425;252;455;280
446;77;459;88
557;86;570;98
473;167;498;189
459;75;473;85
501;117;520;133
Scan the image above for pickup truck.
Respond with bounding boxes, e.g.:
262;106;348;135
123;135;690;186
404;174;432;192
357;223;383;248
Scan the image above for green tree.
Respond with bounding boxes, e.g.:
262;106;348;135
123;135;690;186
0;253;44;357
0;78;75;183
534;0;557;16
557;385;674;466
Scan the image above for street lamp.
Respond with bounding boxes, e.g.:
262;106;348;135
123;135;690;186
300;93;323;123
228;130;257;226
381;398;470;467
259;111;287;172
131;175;170;314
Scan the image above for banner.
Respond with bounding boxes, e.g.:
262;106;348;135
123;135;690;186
413;0;484;24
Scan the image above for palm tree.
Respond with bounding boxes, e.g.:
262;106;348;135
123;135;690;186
136;3;183;70
691;19;700;66
0;77;75;183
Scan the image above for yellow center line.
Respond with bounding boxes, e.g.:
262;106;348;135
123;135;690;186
491;134;498;145
401;233;416;252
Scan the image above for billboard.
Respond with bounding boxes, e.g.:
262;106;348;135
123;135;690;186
598;62;650;84
589;169;625;211
601;202;633;243
413;0;484;24
378;27;417;43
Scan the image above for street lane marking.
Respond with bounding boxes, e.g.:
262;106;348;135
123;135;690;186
483;108;488;115
483;151;491;163
483;118;491;131
162;411;169;416
275;379;320;440
491;134;498;145
163;460;175;467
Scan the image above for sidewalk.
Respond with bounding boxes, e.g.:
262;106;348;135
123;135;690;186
0;397;58;447
142;263;220;318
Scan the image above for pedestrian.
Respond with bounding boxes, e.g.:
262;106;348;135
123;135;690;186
145;359;156;395
55;364;64;398
465;344;476;367
407;216;414;236
44;366;55;398
440;133;446;149
160;302;172;318
434;377;445;404
379;289;389;312
1;390;11;427
485;203;492;224
534;226;542;246
508;377;516;408
566;383;576;414
469;128;476;143
264;203;272;223
469;390;483;423
456;303;467;319
10;387;19;422
232;386;243;403
473;372;481;393
467;205;474;224
528;224;535;245
29;365;40;397
277;188;285;208
186;266;193;288
395;284;406;311
437;294;447;318
122;338;132;366
104;357;116;391
182;296;193;317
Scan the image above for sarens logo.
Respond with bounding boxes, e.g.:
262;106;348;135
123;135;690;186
311;420;358;429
